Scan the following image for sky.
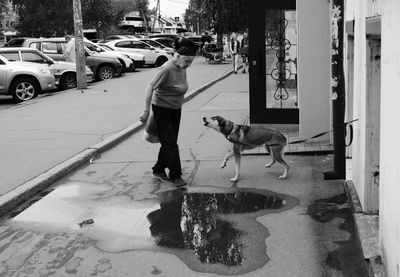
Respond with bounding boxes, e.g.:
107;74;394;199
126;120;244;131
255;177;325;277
149;0;189;19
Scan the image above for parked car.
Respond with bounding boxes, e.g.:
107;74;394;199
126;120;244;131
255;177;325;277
83;40;135;72
139;38;174;56
98;43;146;68
151;37;175;49
0;55;55;102
0;47;93;90
2;37;32;47
98;35;129;43
105;39;172;67
148;34;179;40
18;37;123;81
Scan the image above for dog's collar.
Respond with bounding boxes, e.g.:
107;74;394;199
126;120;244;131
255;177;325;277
224;125;234;139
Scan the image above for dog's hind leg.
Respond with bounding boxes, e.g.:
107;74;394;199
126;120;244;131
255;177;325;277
271;145;289;179
264;144;276;168
221;150;234;168
230;145;242;182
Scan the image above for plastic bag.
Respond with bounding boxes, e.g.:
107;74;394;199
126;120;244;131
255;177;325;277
143;110;159;143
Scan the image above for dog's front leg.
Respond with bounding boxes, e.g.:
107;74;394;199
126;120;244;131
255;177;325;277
221;150;234;168
230;145;242;182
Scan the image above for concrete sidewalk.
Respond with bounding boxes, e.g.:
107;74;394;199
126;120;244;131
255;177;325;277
0;58;234;216
0;70;369;276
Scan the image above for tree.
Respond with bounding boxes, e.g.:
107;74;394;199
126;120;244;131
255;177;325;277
184;0;208;34
81;0;121;38
184;0;247;42
0;0;9;18
111;0;151;32
12;0;73;36
11;0;122;37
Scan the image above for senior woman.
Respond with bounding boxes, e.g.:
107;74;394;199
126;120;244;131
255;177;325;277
140;37;197;187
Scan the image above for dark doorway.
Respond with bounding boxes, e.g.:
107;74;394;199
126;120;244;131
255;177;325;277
248;0;299;124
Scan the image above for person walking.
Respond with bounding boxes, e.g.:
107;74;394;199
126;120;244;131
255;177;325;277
241;30;249;73
62;35;76;62
139;37;198;187
229;32;240;74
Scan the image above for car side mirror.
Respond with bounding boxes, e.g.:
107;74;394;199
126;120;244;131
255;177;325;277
96;47;102;52
150;47;155;50
47;60;54;65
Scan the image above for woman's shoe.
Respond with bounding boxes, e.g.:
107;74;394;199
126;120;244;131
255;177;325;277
153;171;170;181
172;177;187;187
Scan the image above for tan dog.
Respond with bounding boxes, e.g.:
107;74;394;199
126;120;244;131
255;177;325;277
203;116;289;181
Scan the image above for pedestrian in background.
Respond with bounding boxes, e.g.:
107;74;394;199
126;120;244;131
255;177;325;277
62;35;76;62
241;30;249;73
200;31;213;49
229;32;240;74
139;37;197;187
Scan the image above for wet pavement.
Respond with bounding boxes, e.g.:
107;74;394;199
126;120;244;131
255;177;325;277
0;72;368;276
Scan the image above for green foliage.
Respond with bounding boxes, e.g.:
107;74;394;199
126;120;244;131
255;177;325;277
0;0;9;18
12;0;73;36
111;0;151;31
184;0;247;36
11;0;137;37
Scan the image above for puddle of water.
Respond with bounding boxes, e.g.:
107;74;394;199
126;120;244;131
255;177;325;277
9;182;293;267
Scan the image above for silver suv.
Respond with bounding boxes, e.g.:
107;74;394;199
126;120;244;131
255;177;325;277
0;55;55;102
0;47;93;90
19;37;123;81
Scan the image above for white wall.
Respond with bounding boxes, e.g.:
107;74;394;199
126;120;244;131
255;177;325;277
351;0;367;211
367;0;382;17
345;0;356;21
296;0;331;140
380;1;400;275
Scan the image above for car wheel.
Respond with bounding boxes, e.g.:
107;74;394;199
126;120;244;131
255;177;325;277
96;65;115;81
10;77;39;103
60;73;77;90
155;56;168;67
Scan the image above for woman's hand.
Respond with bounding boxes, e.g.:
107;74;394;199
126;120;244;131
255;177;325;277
139;110;150;123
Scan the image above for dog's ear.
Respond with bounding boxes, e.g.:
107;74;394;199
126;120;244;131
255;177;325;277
216;116;226;129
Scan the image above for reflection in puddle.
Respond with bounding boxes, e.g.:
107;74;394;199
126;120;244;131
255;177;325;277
148;190;286;266
10;183;293;267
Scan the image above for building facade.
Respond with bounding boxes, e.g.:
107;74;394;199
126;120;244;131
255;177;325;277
151;15;187;34
345;0;400;275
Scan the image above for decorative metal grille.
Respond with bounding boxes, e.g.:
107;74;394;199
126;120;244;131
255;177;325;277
265;10;297;109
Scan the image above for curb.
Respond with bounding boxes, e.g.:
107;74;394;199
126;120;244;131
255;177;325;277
345;181;385;277
0;68;235;218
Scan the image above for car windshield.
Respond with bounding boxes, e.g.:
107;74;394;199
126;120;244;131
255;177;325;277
84;42;105;52
142;40;163;48
5;38;26;47
99;44;114;51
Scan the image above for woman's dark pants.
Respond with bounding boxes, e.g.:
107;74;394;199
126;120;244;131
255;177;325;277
152;104;182;180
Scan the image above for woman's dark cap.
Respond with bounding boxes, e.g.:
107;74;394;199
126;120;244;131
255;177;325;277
173;37;198;56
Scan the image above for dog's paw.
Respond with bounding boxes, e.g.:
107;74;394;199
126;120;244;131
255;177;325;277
278;175;287;179
230;177;238;182
220;162;226;169
265;161;275;168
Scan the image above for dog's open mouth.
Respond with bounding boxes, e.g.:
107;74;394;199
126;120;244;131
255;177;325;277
203;117;209;126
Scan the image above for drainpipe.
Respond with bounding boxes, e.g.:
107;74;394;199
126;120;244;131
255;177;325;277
324;0;346;180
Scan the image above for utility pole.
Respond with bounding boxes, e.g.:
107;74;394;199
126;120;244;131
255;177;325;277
72;0;87;89
324;0;346;180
